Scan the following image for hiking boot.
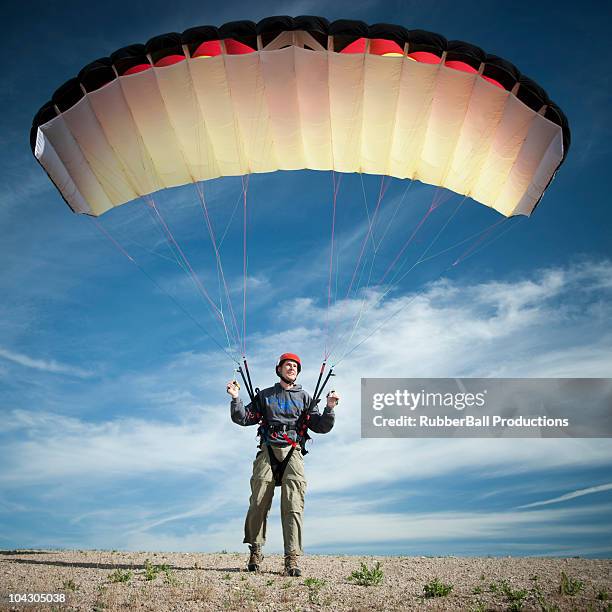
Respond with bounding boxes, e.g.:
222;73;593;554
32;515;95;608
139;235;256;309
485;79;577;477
284;552;301;577
247;544;263;572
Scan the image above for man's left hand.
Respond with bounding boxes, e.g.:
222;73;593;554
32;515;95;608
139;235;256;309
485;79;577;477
326;390;340;409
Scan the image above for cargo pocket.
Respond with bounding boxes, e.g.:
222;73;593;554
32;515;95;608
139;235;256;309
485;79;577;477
252;448;274;482
283;449;306;482
282;478;306;514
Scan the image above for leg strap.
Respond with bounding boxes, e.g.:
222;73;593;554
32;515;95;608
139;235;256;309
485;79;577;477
267;445;296;487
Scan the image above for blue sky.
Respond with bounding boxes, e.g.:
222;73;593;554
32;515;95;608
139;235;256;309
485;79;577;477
1;0;612;557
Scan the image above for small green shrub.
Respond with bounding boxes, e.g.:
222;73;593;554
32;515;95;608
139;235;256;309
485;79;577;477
163;567;178;586
143;559;158;581
62;579;78;591
488;579;528;610
143;558;175;583
347;562;383;587
108;568;132;583
597;588;609;601
423;578;453;598
530;577;561;612
559;571;584;596
304;577;326;603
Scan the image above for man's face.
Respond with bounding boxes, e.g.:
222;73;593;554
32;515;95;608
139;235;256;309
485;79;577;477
280;360;299;382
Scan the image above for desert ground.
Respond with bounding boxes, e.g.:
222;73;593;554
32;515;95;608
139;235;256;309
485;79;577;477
1;550;611;611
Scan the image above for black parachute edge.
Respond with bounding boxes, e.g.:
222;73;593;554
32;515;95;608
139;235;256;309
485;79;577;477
31;15;570;168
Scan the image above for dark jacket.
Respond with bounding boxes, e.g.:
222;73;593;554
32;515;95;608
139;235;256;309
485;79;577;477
231;382;335;446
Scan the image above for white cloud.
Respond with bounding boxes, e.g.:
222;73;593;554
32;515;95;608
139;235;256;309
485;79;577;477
4;260;612;486
2;259;612;552
302;503;612;547
0;407;244;485
516;483;612;509
67;501;612;554
0;346;93;378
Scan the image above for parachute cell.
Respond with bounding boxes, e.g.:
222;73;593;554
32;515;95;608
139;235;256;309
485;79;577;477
31;16;570;218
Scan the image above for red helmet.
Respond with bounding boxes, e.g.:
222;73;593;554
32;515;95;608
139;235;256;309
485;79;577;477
276;353;301;375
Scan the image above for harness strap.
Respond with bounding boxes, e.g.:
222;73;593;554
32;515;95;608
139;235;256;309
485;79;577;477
255;388;316;458
266;445;296;487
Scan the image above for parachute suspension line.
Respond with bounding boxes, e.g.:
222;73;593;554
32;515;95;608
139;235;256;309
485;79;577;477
218;188;246;249
141;200;191;276
215;184;249;358
375;179;414;252
413;195;467;263
330;193;467;363
89;217;137;265
384;194;466;290
333;182;418;357
331;264;453;369
417;217;520;265
334;245;341;308
89;217;240;366
345;175;388;299
326;255;376;366
241;175;250;358
378;187;450;285
144;196;223;319
359;178;392;300
377;209;506;312
116;228;189;270
324;171;340;360
350;177;396;305
194;182;242;357
327;193;459;365
143;195;238;351
358;174;374;247
331;216;517;368
330;228;344;356
326;176;392;361
452;216;518;266
463;217;524;262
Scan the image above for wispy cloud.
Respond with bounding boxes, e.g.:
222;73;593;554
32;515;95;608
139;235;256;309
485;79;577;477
3;259;612;479
0;346;93;378
2;260;612;553
65;500;612;554
0;407;241;485
517;483;612;509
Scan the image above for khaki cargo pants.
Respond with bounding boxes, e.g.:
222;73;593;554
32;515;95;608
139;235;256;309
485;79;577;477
243;445;307;555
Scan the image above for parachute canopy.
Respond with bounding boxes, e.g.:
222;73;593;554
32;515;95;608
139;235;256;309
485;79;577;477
31;16;570;218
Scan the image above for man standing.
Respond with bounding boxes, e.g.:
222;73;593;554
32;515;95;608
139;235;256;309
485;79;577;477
227;353;338;576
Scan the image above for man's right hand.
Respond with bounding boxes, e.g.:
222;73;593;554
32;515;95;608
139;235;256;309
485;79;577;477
226;380;240;399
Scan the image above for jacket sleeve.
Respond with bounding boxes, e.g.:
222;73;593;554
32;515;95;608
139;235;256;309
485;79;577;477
231;396;261;427
305;396;335;434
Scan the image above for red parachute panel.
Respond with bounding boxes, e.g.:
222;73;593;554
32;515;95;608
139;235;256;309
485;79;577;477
408;51;441;64
154;55;186;67
370;39;404;56
224;39;255;54
123;64;152;76
340;38;367;53
193;40;223;58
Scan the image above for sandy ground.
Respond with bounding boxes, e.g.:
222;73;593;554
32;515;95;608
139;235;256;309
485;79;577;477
1;550;611;611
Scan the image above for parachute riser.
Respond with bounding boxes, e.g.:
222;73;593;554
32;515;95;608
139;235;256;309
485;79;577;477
237;365;255;404
242;358;256;402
